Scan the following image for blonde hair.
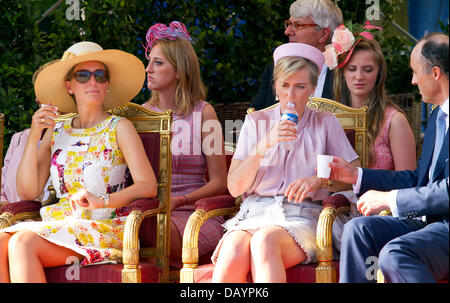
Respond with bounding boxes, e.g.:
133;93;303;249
273;56;319;87
333;38;404;166
147;39;207;116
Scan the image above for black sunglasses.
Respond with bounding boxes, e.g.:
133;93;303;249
73;69;109;83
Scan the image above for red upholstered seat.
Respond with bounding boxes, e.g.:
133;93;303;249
192;262;341;283
45;262;163;283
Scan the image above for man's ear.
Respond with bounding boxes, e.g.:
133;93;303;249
432;66;442;81
318;27;331;44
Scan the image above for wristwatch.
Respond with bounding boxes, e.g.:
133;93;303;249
99;194;110;208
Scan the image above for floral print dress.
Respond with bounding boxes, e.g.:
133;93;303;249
2;115;131;266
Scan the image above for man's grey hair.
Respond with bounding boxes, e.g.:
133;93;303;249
289;0;343;42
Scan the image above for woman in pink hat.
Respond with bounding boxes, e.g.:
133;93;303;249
211;43;360;282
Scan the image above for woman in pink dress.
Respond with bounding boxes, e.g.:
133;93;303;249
211;43;360;283
141;21;227;266
323;25;417;251
1;129;33;203
327;29;416;171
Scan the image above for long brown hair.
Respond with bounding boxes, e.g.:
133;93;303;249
333;38;404;166
147;39;207;116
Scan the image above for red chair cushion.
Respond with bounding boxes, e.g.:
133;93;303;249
45;262;162;283
192;261;340;283
344;129;356;149
194;195;236;212
322;194;350;209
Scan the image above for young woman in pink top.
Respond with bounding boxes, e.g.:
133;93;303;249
142;21;227;267
212;43;360;282
328;27;416;171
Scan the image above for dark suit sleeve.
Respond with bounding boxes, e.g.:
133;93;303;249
396;178;449;218
321;69;335;100
360;168;419;194
250;63;276;110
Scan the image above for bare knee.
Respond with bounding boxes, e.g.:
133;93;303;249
8;230;40;257
216;231;251;267
250;228;281;261
0;232;11;253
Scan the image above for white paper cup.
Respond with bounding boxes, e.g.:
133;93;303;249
40;104;58;121
317;154;334;178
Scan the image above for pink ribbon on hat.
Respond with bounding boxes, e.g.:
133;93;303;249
273;43;325;71
144;21;192;58
336;38;361;69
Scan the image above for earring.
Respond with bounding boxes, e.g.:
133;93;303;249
275;92;279;101
106;89;110;93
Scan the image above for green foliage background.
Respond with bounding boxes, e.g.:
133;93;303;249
0;0;447;155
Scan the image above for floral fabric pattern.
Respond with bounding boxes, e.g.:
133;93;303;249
1;115;129;266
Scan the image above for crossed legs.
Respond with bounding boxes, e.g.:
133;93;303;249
212;226;307;282
338;215;449;283
0;231;82;283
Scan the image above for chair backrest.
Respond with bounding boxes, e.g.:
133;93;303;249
0;113;4;189
247;97;369;167
109;102;173;261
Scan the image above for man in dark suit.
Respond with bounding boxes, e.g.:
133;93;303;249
250;0;342;110
330;33;449;283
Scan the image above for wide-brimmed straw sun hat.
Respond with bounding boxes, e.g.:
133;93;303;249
34;41;145;113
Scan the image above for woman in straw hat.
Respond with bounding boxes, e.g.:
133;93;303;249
0;41;157;282
212;43;360;282
142;21;227;267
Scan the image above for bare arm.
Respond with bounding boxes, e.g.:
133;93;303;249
108;118;157;207
16;107;57;201
227;119;297;197
388;112;417;171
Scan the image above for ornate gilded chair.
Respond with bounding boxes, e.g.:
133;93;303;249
180;97;368;283
0;102;173;283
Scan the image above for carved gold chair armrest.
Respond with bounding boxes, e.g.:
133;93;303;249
41;184;58;207
120;198;162;283
0;201;42;229
315;194;351;283
180;195;239;283
376;208;392;283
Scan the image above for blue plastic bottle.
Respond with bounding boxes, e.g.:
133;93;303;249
280;101;298;150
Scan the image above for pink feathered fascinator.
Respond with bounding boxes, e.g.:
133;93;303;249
144;21;192;59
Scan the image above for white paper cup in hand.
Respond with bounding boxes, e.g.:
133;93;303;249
317;154;334;178
40;104;58;121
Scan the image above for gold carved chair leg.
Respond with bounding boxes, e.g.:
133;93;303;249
315;204;350;283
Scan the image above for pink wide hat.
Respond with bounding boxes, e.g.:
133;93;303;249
273;43;324;70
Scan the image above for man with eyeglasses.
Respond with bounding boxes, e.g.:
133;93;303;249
250;0;343;110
